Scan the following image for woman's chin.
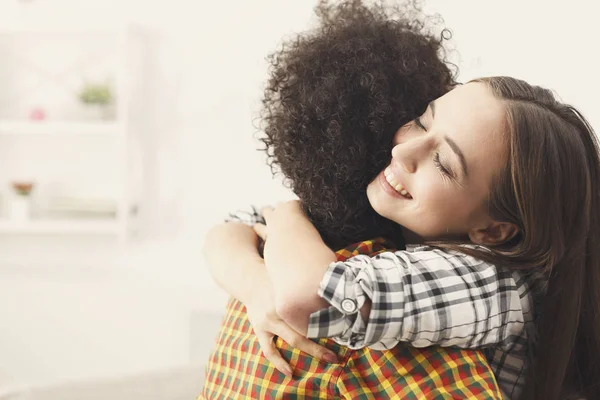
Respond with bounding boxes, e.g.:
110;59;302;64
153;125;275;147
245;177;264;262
367;193;402;225
368;181;406;217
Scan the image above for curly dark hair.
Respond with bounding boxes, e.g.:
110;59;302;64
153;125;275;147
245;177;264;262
258;0;456;250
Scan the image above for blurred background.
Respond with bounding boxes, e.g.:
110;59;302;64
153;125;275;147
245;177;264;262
0;0;596;399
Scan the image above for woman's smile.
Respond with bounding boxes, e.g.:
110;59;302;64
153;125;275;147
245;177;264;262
376;167;413;200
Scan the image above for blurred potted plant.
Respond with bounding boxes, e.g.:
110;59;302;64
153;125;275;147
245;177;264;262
10;181;35;221
78;82;115;120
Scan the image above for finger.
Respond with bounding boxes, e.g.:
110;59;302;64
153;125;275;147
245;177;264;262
253;223;268;240
274;321;338;363
256;332;294;378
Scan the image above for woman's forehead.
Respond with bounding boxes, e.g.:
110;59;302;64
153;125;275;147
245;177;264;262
437;83;505;134
437;83;507;169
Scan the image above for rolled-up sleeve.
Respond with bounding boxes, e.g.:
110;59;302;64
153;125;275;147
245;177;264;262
306;246;527;351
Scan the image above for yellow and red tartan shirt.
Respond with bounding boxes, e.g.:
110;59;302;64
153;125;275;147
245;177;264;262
200;238;502;399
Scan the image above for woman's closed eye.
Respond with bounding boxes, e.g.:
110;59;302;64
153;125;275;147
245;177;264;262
433;152;456;179
414;117;427;131
414;117;456;180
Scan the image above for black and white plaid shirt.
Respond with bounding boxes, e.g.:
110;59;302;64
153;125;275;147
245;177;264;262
226;206;547;400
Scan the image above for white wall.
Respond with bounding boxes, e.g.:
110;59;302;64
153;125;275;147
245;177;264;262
424;0;599;123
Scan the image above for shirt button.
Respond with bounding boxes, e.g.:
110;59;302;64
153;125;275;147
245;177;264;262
341;299;357;314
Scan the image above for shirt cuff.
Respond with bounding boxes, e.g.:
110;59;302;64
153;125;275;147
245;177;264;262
306;261;370;349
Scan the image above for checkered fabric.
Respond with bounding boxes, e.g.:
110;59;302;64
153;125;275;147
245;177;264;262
200;238;502;399
306;245;549;399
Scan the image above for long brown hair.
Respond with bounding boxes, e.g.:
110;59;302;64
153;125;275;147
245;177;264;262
443;76;600;399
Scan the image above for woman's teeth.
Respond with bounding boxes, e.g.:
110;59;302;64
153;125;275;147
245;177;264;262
384;167;412;199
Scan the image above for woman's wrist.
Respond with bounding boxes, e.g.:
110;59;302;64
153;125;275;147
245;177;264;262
203;222;265;302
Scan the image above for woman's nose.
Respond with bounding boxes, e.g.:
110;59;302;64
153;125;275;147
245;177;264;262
391;135;435;173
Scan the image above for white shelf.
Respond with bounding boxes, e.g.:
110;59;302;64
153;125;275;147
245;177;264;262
0;21;150;244
0;219;121;235
0;121;123;136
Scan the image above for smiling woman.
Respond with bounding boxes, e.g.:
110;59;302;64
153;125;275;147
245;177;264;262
368;82;514;243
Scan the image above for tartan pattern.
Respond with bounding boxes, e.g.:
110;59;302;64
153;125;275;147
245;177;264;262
307;245;545;399
200;238;502;399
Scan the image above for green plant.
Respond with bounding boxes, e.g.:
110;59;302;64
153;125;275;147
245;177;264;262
79;83;113;105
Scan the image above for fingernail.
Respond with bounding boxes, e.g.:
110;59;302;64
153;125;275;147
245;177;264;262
284;366;293;377
323;353;338;363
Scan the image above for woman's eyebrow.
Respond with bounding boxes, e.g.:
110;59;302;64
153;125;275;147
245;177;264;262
444;135;468;177
429;100;436;118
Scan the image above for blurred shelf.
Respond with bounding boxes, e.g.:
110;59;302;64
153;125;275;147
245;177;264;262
0;219;121;234
0;121;123;136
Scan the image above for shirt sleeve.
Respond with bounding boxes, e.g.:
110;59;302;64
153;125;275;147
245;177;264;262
306;246;527;351
225;205;266;226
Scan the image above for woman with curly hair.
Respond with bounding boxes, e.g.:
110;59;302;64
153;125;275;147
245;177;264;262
202;1;506;399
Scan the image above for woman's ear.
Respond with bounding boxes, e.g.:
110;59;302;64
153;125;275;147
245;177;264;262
468;220;519;246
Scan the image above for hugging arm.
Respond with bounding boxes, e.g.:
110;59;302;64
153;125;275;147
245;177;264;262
203;206;338;376
259;202;533;351
203;206;266;304
304;248;532;350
